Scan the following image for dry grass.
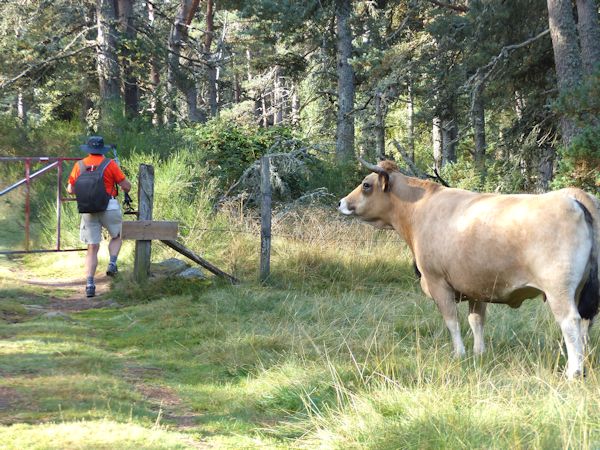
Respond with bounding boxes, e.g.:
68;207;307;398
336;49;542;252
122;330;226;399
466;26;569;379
2;204;600;449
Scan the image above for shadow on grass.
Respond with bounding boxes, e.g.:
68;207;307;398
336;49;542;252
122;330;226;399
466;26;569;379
269;250;418;293
2;260;590;445
0;283;308;437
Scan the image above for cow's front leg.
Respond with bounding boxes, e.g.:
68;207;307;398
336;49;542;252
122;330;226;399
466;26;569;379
468;300;487;356
426;279;465;357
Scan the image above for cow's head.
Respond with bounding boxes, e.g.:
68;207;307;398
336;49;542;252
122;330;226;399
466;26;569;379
338;158;399;229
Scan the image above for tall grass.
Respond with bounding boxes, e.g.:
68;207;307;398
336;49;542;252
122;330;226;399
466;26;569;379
3;197;600;448
3;122;600;448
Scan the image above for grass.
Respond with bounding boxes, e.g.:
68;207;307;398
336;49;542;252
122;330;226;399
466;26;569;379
1;206;600;449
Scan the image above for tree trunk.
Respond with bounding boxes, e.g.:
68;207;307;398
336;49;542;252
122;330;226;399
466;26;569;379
167;0;201;123
538;144;555;192
96;0;120;102
204;0;218;118
442;116;457;165
273;66;283;125
374;91;386;160
150;62;162;125
261;95;268;127
472;73;486;181
233;73;241;104
147;1;162;125
206;66;218;118
183;0;201;122
407;79;415;162
81;95;94;124
16;89;27;125
166;14;182;123
576;0;600;75
547;0;583;145
116;0;138;117
291;85;300;126
335;0;355;161
185;87;202;123
433;117;443;172
246;49;262;123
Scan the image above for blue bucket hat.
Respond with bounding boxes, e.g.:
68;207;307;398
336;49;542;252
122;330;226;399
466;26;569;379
80;136;111;155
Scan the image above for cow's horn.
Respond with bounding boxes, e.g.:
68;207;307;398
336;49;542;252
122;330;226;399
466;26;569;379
358;156;391;191
357;157;387;176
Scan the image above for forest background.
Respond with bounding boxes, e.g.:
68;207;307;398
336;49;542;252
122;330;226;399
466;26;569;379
1;0;599;196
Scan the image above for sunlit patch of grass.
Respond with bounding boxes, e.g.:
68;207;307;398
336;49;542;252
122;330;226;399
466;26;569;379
0;338;119;376
0;374;155;425
295;363;600;449
0;420;196;450
20;244;136;280
0;300;29;323
267;207;417;292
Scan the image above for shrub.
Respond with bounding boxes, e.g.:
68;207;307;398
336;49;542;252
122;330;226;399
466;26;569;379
182;119;294;190
553;68;600;191
553;126;600;191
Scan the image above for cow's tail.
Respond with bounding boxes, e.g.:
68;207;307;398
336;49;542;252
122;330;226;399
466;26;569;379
569;189;600;322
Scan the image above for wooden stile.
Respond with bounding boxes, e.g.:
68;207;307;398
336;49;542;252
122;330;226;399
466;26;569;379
122;220;178;240
128;163;238;285
133;164;154;282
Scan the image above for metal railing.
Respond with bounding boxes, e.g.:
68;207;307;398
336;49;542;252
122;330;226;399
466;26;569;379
0;156;86;254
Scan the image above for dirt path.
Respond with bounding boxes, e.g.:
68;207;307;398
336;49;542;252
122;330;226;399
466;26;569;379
24;275;116;311
2;264;211;446
2;259;118;311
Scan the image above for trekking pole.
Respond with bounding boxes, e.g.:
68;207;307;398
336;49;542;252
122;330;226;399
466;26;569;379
111;144;135;215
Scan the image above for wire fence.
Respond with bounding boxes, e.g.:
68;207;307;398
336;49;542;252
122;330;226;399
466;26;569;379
183;226;405;243
172;223;405;252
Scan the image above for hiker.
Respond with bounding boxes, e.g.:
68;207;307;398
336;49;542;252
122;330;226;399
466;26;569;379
66;136;132;298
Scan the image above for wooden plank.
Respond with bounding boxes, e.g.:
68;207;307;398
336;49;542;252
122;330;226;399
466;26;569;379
160;239;239;284
259;156;271;282
134;164;154;283
122;221;178;240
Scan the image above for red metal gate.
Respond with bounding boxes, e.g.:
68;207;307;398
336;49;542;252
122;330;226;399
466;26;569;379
0;156;86;255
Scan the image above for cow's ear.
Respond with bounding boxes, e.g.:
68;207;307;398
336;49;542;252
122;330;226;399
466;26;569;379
378;173;391;192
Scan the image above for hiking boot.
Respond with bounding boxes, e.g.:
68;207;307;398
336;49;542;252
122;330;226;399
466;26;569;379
86;284;96;298
106;263;118;277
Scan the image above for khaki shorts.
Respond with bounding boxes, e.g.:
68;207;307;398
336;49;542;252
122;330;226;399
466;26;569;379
80;208;122;245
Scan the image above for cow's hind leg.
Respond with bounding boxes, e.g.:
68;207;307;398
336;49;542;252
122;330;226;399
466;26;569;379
427;280;466;357
546;292;584;379
468;300;487;356
581;318;592;349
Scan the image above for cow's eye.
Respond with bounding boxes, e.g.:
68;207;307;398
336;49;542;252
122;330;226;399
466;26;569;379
362;182;371;191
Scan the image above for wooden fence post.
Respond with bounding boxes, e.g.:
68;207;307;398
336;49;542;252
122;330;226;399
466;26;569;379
133;164;154;282
259;156;272;282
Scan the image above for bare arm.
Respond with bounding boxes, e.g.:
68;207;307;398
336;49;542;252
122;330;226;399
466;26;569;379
119;178;132;193
66;183;74;195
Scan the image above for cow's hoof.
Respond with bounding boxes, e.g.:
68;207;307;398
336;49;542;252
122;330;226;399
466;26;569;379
566;368;585;380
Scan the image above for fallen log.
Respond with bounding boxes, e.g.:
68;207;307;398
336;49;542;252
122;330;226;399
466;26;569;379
160;240;239;285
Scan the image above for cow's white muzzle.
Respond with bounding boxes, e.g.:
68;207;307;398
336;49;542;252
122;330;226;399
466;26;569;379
338;198;353;215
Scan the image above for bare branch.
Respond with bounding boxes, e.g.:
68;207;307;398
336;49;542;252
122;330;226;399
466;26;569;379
392;140;426;178
466;29;550;91
0;25;97;91
385;13;411;43
464;28;550;121
428;0;469;13
392;140;450;186
216;140;330;210
273;188;336;222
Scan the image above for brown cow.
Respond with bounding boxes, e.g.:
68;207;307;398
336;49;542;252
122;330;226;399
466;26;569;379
339;159;600;379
